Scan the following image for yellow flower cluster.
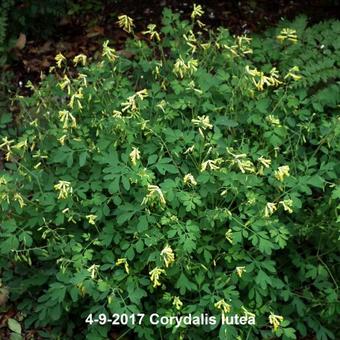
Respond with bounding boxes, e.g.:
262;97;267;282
200;158;223;172
284;66;302;81
173;296;183;310
129;147;141;166
54;180;73;200
149;267;165;288
55;53;66;68
142;184;166;206
192;115;213;137
121;89;148;114
86;214;97;225
277;28;298;43
236;266;246;278
264;202;277;217
214;299;231;313
59;110;77;129
173;57;198;79
142;24;160;41
274;165;290;182
246;66;282;91
183;173;197;187
73;54;87;66
226;148;256;173
102;40;118;62
117;15;135;33
269;312;284;331
116;258;129;274
160;244;175;268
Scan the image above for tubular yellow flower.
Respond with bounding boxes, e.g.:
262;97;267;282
73;54;87;66
69;87;83;110
149;267;165;288
274;165;290;182
183;173;197;187
269;312;284;331
200;159;222;172
141;184;166;206
214;299;231;314
277;28;298;43
173;296;183;310
59;110;77;129
191;4;204;20
236;266;246;278
102;40;118;61
279;199;293;213
241;306;256;318
161;244;175;268
130;147;141;166
173;57;198;78
284;66;302;81
258;156;272;168
87;264;99;279
55;53;66;68
58;74;71;95
266;115;281;126
142;24;160;41
116;258;129;274
264;202;277;217
14;193;26;208
86;214;97;225
225;229;233;244
117;15;135;33
54;180;73;200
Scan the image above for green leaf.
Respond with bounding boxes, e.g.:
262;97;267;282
8;319;21;334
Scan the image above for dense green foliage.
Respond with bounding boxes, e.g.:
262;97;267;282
0;8;339;340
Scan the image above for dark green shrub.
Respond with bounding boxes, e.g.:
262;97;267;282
0;8;339;340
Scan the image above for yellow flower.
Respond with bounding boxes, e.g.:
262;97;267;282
86;214;97;225
264;202;277;217
73;54;87;66
59;110;77;129
225;229;233;244
277;28;298;43
55;53;66;68
201;159;222;172
116;258;129;274
266;115;281;126
241;306;256;318
214;299;231;314
102;40;118;61
161;244;175;268
279;199;293;213
69;87;83;110
173;296;183;310
236;266;246;278
142;24;160;41
173;57;198;78
258;156;271;168
58;74;71;95
121;89;148;113
149;267;165;288
183;173;197;187
130;147;141;166
117;15;135;33
269;312;284;331
274;165;290;182
87;264;99;279
142;184;166;206
54;180;73;200
284;66;302;81
58;135;67;145
191;4;204;20
14;193;26;208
